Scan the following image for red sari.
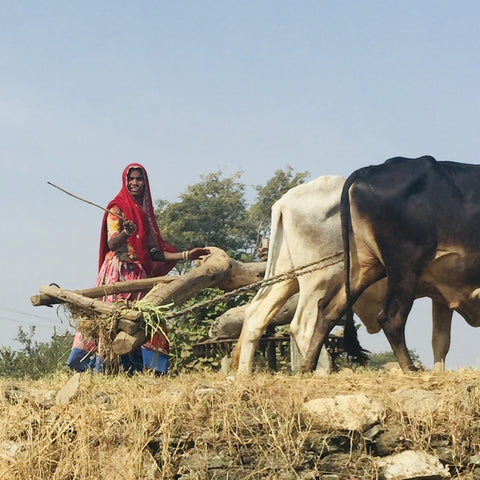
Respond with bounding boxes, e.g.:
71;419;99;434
98;163;178;278
68;163;176;370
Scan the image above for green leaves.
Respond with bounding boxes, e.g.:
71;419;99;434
134;300;172;344
155;167;309;262
0;327;74;379
155;171;247;258
166;288;253;375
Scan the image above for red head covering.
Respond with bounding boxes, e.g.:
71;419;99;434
98;163;178;276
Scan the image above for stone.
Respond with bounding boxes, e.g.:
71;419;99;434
377;450;450;479
303;393;382;431
375;425;407;456
391;388;440;418
55;372;80;405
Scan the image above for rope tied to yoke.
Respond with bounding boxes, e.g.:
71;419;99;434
166;251;344;321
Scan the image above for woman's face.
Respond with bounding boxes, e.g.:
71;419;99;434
127;168;145;200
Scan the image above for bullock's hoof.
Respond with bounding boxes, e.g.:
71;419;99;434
403;361;424;374
298;363;314;374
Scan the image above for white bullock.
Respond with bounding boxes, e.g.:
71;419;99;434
231;176;454;374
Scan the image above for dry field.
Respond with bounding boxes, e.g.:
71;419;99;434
1;368;480;479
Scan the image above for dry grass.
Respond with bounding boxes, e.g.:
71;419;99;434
1;368;480;479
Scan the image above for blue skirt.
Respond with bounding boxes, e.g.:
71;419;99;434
66;346;168;374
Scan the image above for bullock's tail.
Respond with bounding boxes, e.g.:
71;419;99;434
340;168;370;366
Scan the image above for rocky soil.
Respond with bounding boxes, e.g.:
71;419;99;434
1;368;480;479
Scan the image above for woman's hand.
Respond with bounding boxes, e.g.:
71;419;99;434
152;247;211;262
187;247;211;260
123;219;137;236
107;218;137;251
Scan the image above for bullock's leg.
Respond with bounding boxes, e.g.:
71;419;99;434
298;286;347;373
298;309;338;373
290;277;331;359
431;301;452;372
298;274;369;373
378;273;419;373
290;340;331;374
290;277;337;374
290;267;346;374
232;279;298;375
300;265;385;373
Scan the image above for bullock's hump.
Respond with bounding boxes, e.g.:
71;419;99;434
274;175;345;216
280;175;345;201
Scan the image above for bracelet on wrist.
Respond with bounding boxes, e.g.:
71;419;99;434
182;250;189;261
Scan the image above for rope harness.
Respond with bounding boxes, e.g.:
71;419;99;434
165;251;344;322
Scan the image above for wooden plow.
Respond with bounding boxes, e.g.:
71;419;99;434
31;247;266;356
31;246;346;370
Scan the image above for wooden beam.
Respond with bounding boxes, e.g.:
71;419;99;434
31;255;266;307
142;246;233;306
216;259;266;291
112;330;147;355
38;285;142;322
31;277;176;306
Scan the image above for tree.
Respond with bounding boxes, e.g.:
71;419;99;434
0;327;73;379
155;171;248;261
155;167;309;263
367;349;421;370
247;166;310;247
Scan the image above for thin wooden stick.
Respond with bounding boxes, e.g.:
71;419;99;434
47;181;124;219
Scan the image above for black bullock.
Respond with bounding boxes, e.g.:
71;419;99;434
301;155;480;373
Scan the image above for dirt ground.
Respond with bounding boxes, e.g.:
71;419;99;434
1;368;480;479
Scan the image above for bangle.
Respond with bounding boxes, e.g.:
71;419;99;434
182;250;189;261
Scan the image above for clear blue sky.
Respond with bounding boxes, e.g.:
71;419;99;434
2;1;480;369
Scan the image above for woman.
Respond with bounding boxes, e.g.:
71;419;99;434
66;163;210;374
